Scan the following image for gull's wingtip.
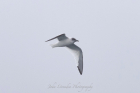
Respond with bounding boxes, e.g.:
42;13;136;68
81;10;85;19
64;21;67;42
77;66;82;75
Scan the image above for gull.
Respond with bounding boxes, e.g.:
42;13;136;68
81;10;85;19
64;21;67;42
45;34;83;75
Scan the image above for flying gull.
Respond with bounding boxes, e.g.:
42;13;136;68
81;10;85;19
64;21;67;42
45;34;83;75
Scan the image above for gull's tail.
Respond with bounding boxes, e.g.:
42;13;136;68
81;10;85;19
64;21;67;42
50;44;56;48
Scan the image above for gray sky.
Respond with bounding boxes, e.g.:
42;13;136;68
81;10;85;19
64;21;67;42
0;0;140;93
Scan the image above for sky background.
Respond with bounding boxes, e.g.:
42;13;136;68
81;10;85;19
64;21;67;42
0;0;140;93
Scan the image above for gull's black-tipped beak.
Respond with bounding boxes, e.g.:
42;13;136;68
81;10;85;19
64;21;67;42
76;40;79;42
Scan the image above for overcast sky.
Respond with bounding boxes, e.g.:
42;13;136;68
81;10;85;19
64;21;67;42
0;0;140;93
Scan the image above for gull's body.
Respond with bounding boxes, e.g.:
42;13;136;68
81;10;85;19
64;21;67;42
51;39;74;48
45;34;83;75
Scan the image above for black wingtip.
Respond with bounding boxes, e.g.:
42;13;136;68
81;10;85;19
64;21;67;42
77;66;82;75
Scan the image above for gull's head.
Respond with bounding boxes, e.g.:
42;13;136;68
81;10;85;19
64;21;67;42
71;38;79;43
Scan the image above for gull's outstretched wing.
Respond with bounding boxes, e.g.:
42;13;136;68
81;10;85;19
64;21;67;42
45;34;68;42
66;44;83;75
